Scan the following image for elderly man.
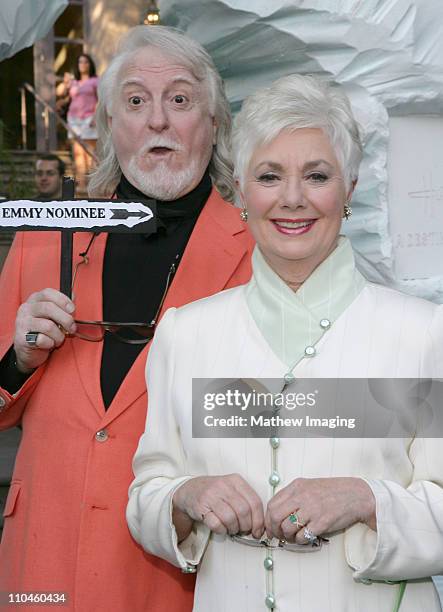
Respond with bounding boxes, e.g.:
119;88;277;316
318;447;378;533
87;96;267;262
34;153;65;201
0;27;253;611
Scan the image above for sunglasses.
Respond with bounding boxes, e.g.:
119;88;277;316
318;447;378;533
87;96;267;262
67;235;177;344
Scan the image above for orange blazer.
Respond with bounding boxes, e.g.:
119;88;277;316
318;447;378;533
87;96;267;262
0;189;254;611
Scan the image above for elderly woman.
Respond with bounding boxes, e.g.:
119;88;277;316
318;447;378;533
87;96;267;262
127;75;443;611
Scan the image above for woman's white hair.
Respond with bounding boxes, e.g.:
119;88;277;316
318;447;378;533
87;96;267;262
88;26;234;201
232;74;362;191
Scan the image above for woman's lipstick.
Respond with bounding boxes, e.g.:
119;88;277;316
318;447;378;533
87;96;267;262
271;218;316;235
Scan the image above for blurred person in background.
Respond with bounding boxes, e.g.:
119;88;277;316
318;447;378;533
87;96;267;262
33;153;65;201
58;53;98;193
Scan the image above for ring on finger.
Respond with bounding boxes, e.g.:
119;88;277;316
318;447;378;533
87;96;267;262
288;511;305;528
303;527;320;546
25;332;40;347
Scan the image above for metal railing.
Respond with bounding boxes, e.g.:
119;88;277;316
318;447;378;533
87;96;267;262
20;82;98;162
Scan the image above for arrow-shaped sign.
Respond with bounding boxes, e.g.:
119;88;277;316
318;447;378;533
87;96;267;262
0;199;156;233
109;209;151;220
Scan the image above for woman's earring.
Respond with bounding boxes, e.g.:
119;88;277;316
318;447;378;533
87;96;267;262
240;208;248;222
343;204;352;220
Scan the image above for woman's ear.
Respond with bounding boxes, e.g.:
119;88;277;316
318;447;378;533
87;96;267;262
235;179;246;207
347;178;358;202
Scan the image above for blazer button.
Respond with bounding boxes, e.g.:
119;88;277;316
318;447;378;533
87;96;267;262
95;429;108;442
0;396;6;410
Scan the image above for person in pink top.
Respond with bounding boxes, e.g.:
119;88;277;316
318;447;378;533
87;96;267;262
62;54;99;193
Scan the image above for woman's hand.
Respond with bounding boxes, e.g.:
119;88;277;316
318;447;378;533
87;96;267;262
56;73;72;96
13;288;76;373
63;72;73;87
172;474;265;541
265;477;376;544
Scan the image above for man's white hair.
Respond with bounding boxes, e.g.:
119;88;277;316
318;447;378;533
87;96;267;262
88;25;234;201
232;74;363;192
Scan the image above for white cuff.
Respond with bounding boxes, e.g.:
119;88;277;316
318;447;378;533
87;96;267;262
169;479;211;573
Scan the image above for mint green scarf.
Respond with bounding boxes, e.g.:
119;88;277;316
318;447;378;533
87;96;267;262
245;236;366;370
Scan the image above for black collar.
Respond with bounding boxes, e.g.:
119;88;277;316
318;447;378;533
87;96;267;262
115;170;212;230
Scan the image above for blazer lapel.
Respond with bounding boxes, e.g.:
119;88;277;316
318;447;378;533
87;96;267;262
160;188;250;311
103;189;252;425
70;232;107;418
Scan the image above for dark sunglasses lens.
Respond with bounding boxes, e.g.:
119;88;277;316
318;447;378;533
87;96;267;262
112;324;155;344
112;334;152;345
75;322;105;341
73;321;155;344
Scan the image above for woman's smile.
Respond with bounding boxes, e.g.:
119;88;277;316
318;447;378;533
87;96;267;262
271;218;317;235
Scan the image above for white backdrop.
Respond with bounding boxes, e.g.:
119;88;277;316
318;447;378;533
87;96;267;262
161;0;443;302
0;0;68;61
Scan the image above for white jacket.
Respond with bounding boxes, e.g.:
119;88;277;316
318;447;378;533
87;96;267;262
128;240;443;612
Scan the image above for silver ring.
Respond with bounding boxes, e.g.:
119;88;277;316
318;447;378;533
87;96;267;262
25;332;40;347
303;527;319;545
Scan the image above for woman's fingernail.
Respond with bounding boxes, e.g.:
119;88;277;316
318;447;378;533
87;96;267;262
66;302;75;313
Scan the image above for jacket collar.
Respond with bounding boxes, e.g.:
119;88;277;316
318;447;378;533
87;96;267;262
246;236;366;369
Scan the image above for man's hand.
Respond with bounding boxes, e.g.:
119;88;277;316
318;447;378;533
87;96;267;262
172;474;265;541
14;288;76;373
265;477;376;544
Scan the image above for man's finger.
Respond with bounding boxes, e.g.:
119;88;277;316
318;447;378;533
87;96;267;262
27;288;75;314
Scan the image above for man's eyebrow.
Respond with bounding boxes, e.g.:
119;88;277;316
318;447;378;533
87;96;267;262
120;76;199;90
120;78;145;89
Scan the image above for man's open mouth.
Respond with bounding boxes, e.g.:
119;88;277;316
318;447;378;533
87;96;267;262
149;146;174;154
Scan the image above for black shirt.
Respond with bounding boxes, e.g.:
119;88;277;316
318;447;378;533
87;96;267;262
100;172;211;407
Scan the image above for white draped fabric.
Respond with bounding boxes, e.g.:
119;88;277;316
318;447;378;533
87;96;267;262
0;0;68;61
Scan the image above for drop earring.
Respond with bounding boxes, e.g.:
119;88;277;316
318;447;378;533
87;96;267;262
240;208;248;222
343;203;352;220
